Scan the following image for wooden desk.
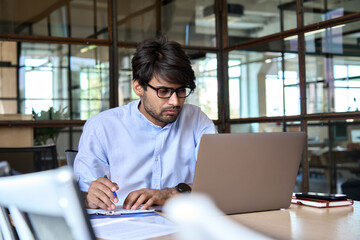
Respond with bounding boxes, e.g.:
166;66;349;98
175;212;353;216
152;201;360;240
230;201;359;240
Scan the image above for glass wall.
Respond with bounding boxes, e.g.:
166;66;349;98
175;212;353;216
305;21;360;114
117;0;216;47
226;1;360;194
228;40;300;119
118;48;136;106
0;0;108;39
187;52;218;120
308;120;360;193
70;45;110;119
303;0;360;26
226;0;297;46
18;43;109;120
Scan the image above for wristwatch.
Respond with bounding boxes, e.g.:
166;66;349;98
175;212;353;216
175;183;192;193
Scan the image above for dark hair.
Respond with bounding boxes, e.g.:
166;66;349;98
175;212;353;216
131;37;196;91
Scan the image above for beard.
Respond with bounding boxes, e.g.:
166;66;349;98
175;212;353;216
142;94;182;125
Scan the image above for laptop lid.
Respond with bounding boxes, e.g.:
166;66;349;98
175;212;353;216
192;132;306;215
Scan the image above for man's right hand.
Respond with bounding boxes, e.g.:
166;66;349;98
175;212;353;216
83;177;119;210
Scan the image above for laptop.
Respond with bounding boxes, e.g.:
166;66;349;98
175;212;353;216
192;132;306;215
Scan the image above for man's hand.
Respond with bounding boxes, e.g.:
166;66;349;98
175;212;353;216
84;177;119;210
123;188;178;210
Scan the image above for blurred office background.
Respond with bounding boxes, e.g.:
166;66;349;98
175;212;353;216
0;0;359;195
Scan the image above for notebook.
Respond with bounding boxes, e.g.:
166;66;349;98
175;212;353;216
192;132;306;215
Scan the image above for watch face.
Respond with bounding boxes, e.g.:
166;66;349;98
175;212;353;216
176;183;192;193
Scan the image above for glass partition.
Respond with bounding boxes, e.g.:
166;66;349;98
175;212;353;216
0;0;108;39
230;121;301;133
19;43;69;116
227;0;296;46
308;120;360;193
303;0;360;26
187;52;218;120
117;0;216;47
18;42;109;120
229;39;299;119
70;45;110;119
118;48;136;106
305;21;360;114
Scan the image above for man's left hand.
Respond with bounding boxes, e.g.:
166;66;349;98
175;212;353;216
123;188;177;210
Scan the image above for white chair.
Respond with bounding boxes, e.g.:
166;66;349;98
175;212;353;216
0;161;18;240
164;193;269;240
0;166;95;240
65;150;78;167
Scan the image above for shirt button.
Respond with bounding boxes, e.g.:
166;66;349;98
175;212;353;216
155;184;159;188
155;157;159;161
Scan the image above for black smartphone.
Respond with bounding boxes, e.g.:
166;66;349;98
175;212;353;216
295;192;347;201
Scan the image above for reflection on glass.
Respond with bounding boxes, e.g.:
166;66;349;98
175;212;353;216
19;43;69;115
117;0;216;47
71;45;110;119
303;0;360;26
229;47;299;119
307;121;360;194
187;52;218;120
0;0;108;39
230;122;301;133
118;48;136;106
18;43;109;120
117;0;157;43
227;0;296;46
305;22;360;114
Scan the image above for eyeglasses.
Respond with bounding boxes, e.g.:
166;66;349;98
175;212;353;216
145;82;192;99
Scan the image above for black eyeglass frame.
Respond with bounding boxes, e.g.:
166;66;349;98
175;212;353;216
144;82;193;99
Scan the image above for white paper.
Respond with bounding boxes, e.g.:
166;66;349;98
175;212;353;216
90;215;178;240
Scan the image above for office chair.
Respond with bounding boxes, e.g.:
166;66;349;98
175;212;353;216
65;150;78;167
341;178;360;201
0;166;96;240
0;145;58;173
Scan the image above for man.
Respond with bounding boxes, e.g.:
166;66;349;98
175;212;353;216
74;37;216;211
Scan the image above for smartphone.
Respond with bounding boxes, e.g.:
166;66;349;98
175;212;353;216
295;192;347;201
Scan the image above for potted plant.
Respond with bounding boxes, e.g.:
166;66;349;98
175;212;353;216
32;106;68;145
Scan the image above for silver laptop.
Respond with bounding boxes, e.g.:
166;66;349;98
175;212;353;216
192;132;306;215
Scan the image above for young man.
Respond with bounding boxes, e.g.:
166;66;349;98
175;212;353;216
74;37;216;211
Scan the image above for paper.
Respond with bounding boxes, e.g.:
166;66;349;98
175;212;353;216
90;215;178;240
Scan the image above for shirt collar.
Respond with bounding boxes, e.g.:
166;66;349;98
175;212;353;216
133;99;174;130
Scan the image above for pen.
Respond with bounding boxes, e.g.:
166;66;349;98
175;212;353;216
104;175;118;198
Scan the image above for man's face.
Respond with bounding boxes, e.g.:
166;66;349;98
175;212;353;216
135;77;186;127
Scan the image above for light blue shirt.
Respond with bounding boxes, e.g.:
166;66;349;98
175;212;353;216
74;99;216;204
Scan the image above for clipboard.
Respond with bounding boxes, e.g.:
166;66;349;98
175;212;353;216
89;211;159;219
87;208;158;219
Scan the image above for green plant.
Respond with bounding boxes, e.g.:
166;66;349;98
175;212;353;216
32;107;68;145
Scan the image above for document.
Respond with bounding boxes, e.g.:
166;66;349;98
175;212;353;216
90;214;178;240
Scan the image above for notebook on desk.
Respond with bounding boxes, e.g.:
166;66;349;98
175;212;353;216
192;132;306;215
